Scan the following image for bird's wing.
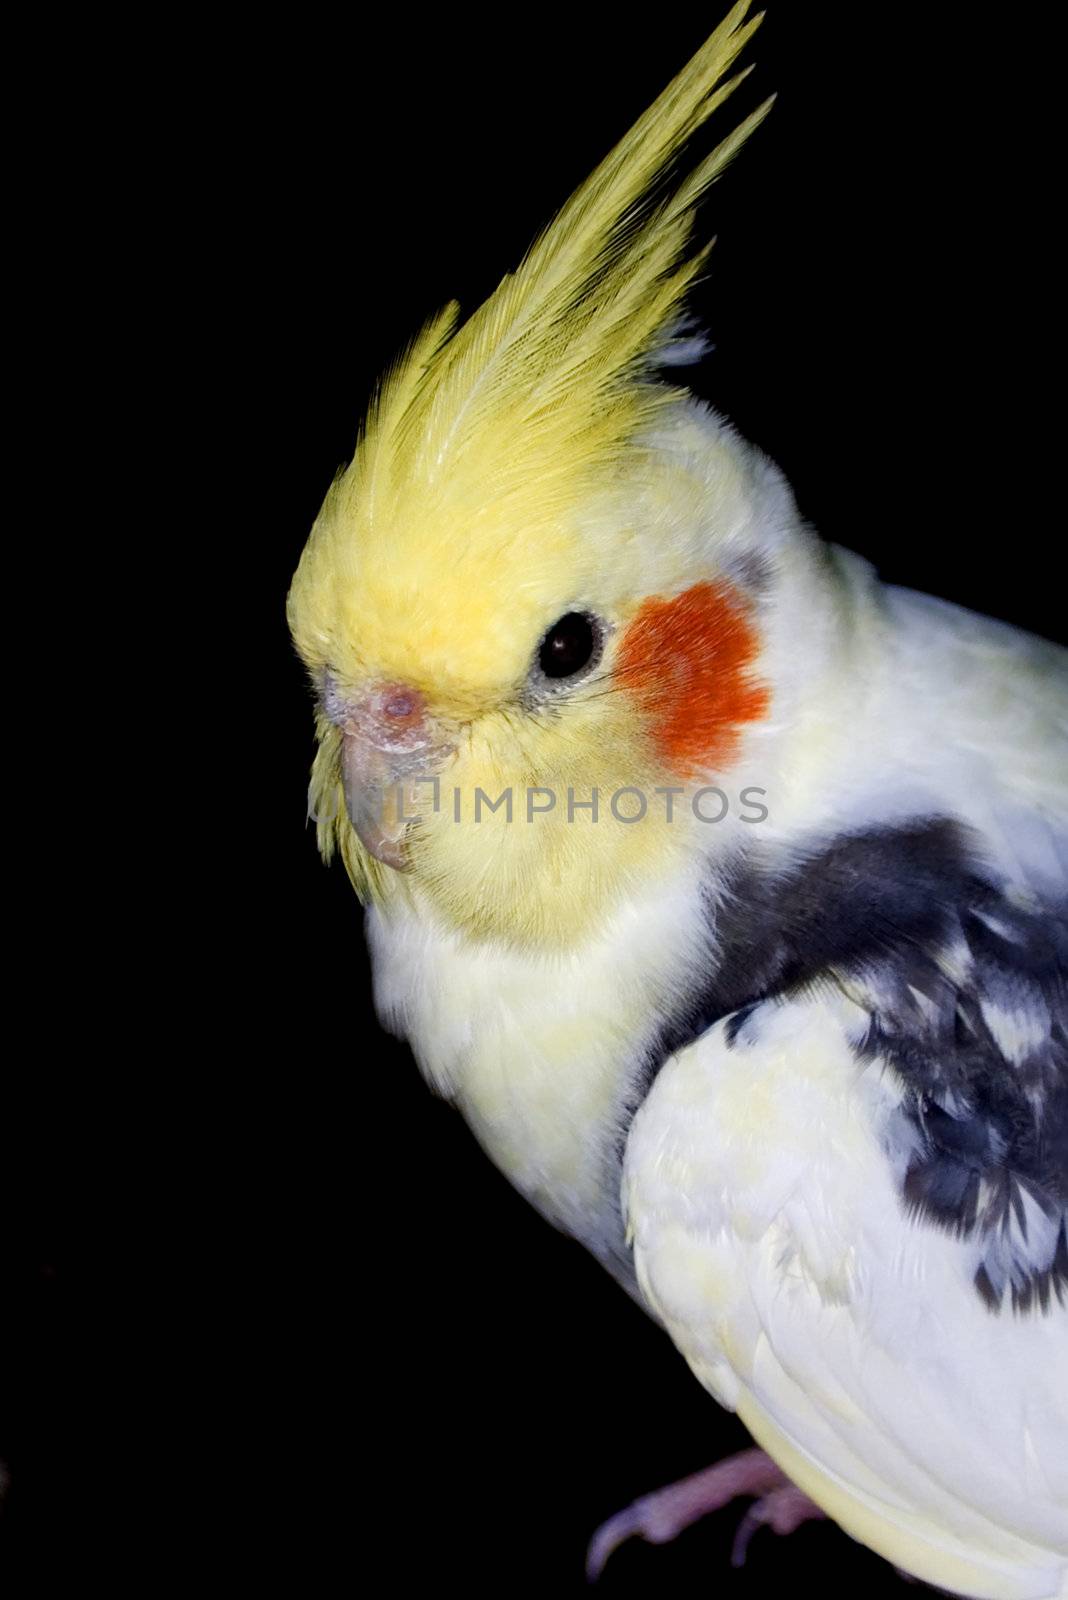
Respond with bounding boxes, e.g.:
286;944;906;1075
623;822;1068;1599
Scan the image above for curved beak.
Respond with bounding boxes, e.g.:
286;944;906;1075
331;683;453;871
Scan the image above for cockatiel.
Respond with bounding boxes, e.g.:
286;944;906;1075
286;5;1068;1596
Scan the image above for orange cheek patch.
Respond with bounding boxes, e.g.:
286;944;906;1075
616;581;770;776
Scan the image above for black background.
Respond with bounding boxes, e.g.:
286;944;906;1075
3;5;1062;1592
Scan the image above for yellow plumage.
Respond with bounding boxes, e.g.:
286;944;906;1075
291;1;769;612
287;3;772;933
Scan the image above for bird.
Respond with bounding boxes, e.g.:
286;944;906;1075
286;5;1068;1595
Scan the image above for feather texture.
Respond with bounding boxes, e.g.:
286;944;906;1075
384;2;770;504
286;20;1068;1593
289;5;773;687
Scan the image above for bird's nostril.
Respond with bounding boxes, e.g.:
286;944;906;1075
383;690;419;719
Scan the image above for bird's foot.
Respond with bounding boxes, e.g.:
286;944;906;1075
586;1446;826;1579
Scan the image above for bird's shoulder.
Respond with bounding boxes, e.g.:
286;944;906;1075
631;812;1068;1315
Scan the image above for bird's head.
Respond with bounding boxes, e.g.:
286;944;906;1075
288;4;801;951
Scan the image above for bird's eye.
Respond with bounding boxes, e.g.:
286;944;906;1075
538;612;599;680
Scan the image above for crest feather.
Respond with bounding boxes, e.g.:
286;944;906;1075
328;3;772;562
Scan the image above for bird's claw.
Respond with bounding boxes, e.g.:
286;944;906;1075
586;1448;825;1580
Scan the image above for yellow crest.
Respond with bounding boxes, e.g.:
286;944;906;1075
289;3;771;671
288;4;774;934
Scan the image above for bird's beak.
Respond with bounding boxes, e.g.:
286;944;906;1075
332;683;453;871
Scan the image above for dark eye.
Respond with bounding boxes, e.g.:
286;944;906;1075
538;612;598;679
